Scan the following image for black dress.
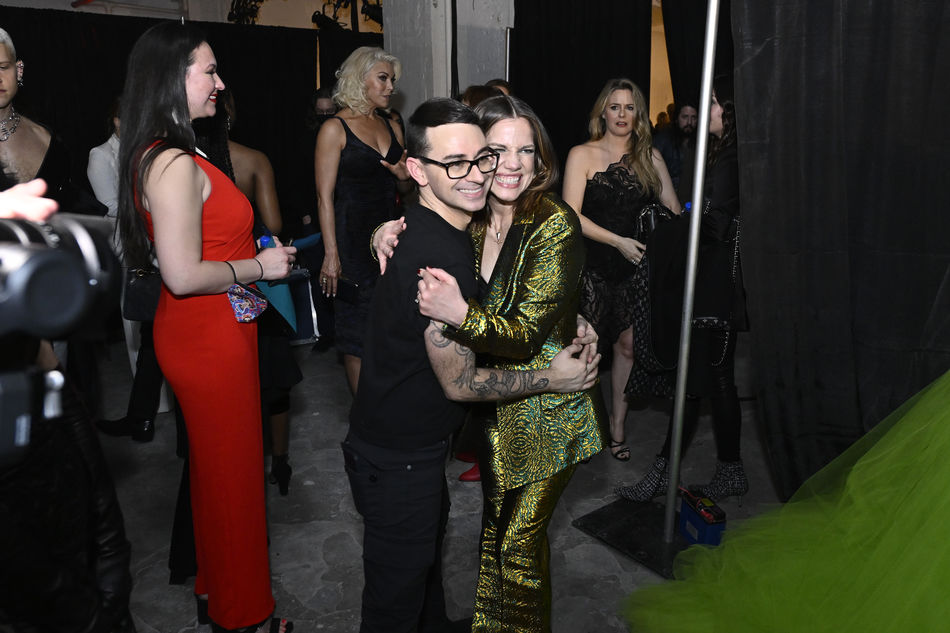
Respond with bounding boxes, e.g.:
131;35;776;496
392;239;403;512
331;117;403;356
626;144;747;399
579;158;658;347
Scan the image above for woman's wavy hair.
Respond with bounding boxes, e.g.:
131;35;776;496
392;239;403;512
586;78;660;196
708;74;737;166
117;21;207;268
473;95;559;224
332;47;401;116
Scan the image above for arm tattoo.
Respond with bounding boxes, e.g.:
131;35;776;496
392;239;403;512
427;324;453;348
449;343;550;400
428;323;550;400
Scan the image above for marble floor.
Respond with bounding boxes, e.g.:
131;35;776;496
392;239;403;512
95;334;782;632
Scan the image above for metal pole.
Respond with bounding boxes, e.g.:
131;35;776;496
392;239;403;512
663;0;721;542
505;27;512;81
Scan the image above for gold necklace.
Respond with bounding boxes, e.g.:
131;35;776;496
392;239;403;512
0;108;21;142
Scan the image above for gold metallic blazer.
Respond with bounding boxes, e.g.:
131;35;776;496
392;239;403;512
451;193;608;490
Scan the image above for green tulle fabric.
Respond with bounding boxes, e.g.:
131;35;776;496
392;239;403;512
626;369;950;633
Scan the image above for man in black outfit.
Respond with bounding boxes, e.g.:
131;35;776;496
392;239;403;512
653;101;698;201
344;98;597;633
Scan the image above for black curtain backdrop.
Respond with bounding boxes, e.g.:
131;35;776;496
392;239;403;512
661;0;733;106
732;1;950;499
509;0;653;172
0;7;355;229
318;29;383;92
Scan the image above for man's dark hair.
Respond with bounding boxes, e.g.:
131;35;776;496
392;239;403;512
485;78;511;94
671;100;699;143
406;97;479;157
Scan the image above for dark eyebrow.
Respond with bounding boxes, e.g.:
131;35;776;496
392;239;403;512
437;146;493;162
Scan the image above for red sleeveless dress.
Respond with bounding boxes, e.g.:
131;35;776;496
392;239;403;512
143;151;274;628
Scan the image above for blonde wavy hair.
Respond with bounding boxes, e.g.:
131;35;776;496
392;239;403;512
587;78;660;196
332;46;401;116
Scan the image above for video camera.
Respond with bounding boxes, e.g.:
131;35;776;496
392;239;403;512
0;214;120;467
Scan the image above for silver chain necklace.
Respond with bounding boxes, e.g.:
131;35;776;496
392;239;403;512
0;108;22;142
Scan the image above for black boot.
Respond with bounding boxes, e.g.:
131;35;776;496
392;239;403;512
62;381;136;632
269;454;292;496
700;460;749;503
96;417;154;443
616;456;670;502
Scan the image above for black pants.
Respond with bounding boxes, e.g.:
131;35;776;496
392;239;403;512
126;320;164;423
660;331;742;462
343;433;452;633
0;379;133;633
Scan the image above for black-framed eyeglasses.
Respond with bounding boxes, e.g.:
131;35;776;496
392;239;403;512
416;152;499;179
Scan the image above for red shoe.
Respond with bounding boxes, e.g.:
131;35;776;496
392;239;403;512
459;463;481;482
455;451;477;463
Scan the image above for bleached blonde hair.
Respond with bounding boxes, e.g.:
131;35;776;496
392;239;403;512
332;46;401;115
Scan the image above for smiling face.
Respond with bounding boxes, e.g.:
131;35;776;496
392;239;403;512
485;117;535;210
409;122;494;221
602;89;636;136
184;42;225;121
363;61;395;110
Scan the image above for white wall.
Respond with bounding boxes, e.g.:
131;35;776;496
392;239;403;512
455;0;513;91
383;0;513;117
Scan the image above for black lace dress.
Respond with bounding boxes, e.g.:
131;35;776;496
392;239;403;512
579;159;657;347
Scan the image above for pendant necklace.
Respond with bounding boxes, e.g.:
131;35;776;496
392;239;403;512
489;216;510;245
0;108;21;142
490;223;508;244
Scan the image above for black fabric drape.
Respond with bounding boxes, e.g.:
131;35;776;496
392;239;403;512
0;7;319;227
661;0;733;106
733;1;950;499
317;29;383;91
510;0;653;170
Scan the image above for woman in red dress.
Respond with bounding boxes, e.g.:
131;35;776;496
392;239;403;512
116;22;296;633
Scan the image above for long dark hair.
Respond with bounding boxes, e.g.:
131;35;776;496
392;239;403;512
708;74;737;165
117;22;207;268
474;95;559;223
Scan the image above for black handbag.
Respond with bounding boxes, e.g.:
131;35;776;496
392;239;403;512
122;267;161;321
634;202;675;244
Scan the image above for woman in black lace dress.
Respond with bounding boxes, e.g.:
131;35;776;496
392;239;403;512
562;78;680;461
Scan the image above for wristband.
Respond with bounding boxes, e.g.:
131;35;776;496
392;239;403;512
254;257;264;281
223;260;237;283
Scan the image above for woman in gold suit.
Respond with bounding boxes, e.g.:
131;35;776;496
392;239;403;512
376;95;607;631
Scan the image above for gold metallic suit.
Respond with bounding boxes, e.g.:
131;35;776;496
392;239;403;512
450;193;608;632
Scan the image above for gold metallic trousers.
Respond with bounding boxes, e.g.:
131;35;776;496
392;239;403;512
472;464;577;632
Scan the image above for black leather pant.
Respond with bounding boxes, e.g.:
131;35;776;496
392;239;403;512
0;377;134;633
659;331;742;462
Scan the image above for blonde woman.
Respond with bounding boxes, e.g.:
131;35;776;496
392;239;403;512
562;78;680;462
315;46;411;393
